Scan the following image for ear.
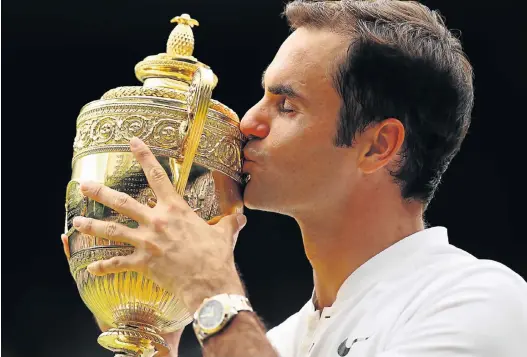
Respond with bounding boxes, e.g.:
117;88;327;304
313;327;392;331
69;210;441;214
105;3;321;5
357;118;405;174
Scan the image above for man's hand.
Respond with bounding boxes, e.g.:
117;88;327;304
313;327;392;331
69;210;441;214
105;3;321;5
69;137;247;312
61;138;277;357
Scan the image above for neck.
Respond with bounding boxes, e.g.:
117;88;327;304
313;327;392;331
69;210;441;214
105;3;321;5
295;187;424;310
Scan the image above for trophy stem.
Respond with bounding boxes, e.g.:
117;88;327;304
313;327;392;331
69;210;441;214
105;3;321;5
98;323;170;357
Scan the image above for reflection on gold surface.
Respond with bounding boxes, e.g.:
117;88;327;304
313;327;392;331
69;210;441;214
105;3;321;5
65;13;245;357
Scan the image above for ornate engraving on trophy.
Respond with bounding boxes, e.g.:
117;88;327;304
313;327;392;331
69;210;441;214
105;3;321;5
184;170;221;219
74;114;185;156
65;180;86;233
65;13;246;357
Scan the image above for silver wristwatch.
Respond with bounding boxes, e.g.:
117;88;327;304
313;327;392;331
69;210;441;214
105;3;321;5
192;293;253;346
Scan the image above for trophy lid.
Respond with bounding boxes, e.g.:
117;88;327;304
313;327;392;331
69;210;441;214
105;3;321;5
134;14;218;90
99;12;239;123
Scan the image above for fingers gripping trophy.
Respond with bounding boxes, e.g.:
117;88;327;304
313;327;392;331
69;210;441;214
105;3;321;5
64;13;246;357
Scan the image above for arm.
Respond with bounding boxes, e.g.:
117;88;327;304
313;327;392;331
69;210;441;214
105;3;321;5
182;272;279;357
202;311;278;357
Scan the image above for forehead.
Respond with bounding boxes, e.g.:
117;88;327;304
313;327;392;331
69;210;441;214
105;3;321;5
265;27;347;89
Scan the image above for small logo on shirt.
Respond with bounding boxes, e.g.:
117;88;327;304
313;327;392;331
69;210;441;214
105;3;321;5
337;337;370;356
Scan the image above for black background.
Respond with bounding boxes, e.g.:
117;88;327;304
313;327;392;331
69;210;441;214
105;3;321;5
2;1;526;356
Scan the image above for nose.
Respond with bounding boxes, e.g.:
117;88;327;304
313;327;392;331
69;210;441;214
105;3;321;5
240;102;271;139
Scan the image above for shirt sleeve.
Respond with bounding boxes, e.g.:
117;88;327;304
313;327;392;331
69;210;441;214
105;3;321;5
378;266;527;357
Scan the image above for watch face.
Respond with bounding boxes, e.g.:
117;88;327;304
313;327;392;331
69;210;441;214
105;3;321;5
198;299;225;330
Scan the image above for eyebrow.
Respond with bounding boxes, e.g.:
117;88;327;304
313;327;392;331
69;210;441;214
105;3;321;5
261;69;304;100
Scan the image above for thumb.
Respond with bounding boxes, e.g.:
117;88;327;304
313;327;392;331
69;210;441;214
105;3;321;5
216;214;247;245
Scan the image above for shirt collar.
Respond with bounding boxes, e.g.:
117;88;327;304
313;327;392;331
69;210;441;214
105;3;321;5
309;226;449;315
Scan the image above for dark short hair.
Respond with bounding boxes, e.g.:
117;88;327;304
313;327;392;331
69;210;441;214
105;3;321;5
285;0;474;205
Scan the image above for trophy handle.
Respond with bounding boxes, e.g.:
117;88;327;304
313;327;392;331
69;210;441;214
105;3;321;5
175;66;216;195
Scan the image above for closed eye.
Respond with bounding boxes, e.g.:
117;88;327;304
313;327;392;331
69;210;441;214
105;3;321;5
278;98;295;113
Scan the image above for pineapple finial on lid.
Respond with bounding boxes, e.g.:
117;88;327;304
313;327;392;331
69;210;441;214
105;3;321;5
167;14;200;58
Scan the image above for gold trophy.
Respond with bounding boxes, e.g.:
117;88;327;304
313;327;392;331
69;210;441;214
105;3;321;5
65;14;245;357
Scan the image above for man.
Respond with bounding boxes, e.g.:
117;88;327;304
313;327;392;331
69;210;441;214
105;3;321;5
62;1;527;356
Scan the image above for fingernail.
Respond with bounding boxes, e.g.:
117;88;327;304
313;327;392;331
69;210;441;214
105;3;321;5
130;137;140;148
236;214;247;229
86;263;96;274
73;216;84;228
79;181;92;192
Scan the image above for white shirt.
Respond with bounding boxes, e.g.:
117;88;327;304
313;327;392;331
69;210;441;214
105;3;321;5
266;227;527;357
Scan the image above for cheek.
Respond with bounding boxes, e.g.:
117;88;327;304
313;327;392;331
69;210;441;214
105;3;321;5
270;124;334;173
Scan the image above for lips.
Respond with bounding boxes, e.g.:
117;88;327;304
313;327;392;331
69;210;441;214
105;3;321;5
242;146;262;174
242;148;257;163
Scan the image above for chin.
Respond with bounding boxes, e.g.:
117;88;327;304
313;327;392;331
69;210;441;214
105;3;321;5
242;183;265;210
242;182;292;214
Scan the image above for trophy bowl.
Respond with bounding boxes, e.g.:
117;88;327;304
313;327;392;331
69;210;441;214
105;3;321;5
64;14;246;357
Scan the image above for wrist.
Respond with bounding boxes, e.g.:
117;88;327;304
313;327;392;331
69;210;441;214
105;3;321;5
182;266;245;313
193;294;254;347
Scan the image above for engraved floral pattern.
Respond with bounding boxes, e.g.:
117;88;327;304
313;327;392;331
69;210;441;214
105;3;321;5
152;119;182;147
218;140;241;171
120;115;150;139
73;102;246;183
91;117;117;143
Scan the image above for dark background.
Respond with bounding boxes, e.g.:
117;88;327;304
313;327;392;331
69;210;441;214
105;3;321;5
2;1;526;356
